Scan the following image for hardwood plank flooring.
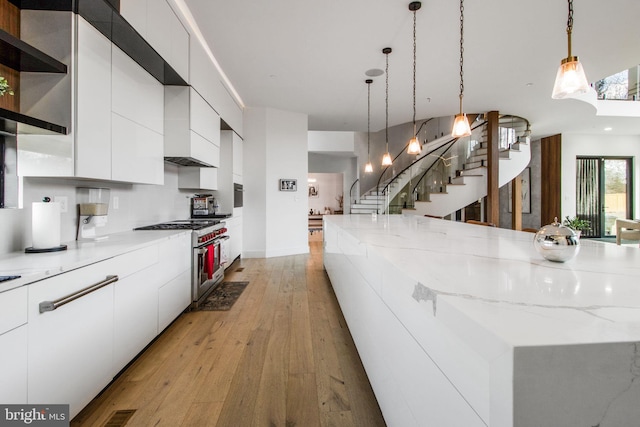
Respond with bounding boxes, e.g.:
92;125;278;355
72;232;386;427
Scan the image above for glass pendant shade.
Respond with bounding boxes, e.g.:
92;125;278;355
407;137;421;155
451;113;471;138
364;161;373;173
551;57;589;99
382;152;392;166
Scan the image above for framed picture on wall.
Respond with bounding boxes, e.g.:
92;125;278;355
279;179;297;191
308;183;319;198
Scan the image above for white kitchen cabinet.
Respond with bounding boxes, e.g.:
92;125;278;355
225;215;242;265
121;0;189;83
112;47;164;134
28;246;157;418
75;16;112;180
0;286;28;404
113;246;160;370
232;132;243;184
0;326;28;404
111;113;164;184
178;166;218;190
18;15;164;185
189;37;243;136
120;0;147;37
165;86;220;167
158;270;191;331
28;267;116;418
156;233;191;331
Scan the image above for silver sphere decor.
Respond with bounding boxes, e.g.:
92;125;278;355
534;217;580;262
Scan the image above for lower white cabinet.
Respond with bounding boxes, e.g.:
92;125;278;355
113;261;160;370
21;234;190;418
157;233;191;330
0;326;28;403
225;215;242;265
28;263;118;418
0;286;28;404
28;245;158;418
158;270;191;332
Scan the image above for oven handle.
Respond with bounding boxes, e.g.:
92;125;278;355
39;275;119;313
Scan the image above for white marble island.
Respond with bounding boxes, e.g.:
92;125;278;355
323;215;640;427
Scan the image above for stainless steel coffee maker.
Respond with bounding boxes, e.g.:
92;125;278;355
191;194;218;217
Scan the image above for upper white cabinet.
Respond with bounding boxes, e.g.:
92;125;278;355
189;37;243;137
112;47;164;135
178;167;218;190
165;86;220;168
75;17;112;180
18;14;164;185
120;0;189;82
232;132;243;184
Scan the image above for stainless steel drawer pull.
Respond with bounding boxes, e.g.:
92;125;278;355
39;275;119;313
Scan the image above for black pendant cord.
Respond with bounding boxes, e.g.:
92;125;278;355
385;50;390;152
366;79;372;161
459;0;465;112
566;0;574;57
412;5;417;135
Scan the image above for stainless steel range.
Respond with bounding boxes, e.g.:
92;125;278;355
135;219;229;308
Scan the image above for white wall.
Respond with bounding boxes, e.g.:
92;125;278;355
243;107;309;258
561;134;640;220
308;173;343;214
308;131;354;153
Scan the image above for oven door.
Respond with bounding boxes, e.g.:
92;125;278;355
193;239;224;306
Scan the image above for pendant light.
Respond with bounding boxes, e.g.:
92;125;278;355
382;47;393;166
364;79;374;173
407;2;422;155
451;0;472;138
551;0;589;99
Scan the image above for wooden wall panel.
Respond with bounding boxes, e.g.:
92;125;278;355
540;134;562;225
0;0;20;112
486;110;500;225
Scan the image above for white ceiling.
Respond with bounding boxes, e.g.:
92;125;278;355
183;0;640;139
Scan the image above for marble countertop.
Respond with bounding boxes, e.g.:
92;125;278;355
324;214;640;350
0;229;189;293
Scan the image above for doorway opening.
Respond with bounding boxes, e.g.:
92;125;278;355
576;157;633;238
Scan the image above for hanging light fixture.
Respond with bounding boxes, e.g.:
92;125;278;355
364;79;374;173
551;0;589;99
407;1;422;155
382;47;393;166
451;0;472;138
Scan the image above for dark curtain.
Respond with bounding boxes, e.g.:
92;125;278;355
576;158;600;237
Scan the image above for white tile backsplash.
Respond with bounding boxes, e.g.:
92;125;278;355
0;164;199;254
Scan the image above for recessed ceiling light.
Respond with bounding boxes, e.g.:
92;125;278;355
526;83;534;87
365;68;384;77
604;127;613;131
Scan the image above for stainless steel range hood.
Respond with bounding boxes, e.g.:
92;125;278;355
164;156;214;168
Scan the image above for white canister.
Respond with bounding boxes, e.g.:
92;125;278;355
32;202;62;249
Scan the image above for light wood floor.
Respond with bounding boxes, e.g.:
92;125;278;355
72;232;386;427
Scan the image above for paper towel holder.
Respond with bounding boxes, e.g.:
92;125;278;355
25;197;68;253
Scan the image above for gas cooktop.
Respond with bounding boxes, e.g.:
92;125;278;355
134;219;221;231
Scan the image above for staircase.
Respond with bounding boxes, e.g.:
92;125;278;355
406;121;530;218
351;115;531;217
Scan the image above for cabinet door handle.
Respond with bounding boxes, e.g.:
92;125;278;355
39;275;119;313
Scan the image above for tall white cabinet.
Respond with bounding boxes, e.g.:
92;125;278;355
18;14;165;185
